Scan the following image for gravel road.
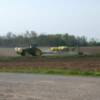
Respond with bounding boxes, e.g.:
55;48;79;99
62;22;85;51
0;73;100;100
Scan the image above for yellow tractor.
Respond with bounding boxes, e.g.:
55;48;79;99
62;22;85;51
50;46;69;52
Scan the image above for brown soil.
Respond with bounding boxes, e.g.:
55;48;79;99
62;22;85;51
0;57;100;71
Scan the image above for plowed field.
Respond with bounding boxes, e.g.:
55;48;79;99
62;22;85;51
0;47;100;72
0;57;100;71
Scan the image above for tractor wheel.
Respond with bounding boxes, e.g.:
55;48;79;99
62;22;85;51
21;51;26;56
34;48;42;56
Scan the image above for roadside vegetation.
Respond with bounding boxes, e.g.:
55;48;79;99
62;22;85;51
0;67;100;77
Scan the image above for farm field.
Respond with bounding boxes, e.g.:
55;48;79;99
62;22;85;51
0;56;100;73
0;48;17;57
0;47;100;76
0;46;100;57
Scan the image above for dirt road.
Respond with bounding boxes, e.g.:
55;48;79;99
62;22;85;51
0;73;100;100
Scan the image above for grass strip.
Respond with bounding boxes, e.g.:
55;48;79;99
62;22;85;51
0;67;100;76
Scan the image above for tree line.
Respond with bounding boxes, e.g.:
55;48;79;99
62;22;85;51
0;31;99;47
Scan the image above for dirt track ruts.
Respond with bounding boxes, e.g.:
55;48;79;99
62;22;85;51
0;57;100;71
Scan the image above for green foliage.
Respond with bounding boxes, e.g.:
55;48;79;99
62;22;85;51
0;67;100;76
0;31;99;47
0;31;89;47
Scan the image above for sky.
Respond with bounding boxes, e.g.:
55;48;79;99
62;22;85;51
0;0;100;40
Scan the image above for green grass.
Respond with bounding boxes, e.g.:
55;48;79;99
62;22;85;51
0;67;100;76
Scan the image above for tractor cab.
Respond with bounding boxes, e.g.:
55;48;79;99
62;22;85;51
30;43;37;48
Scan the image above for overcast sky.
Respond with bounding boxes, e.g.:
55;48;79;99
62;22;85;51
0;0;100;40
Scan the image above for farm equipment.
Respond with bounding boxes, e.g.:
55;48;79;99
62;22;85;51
15;44;76;56
15;44;42;56
50;46;76;52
